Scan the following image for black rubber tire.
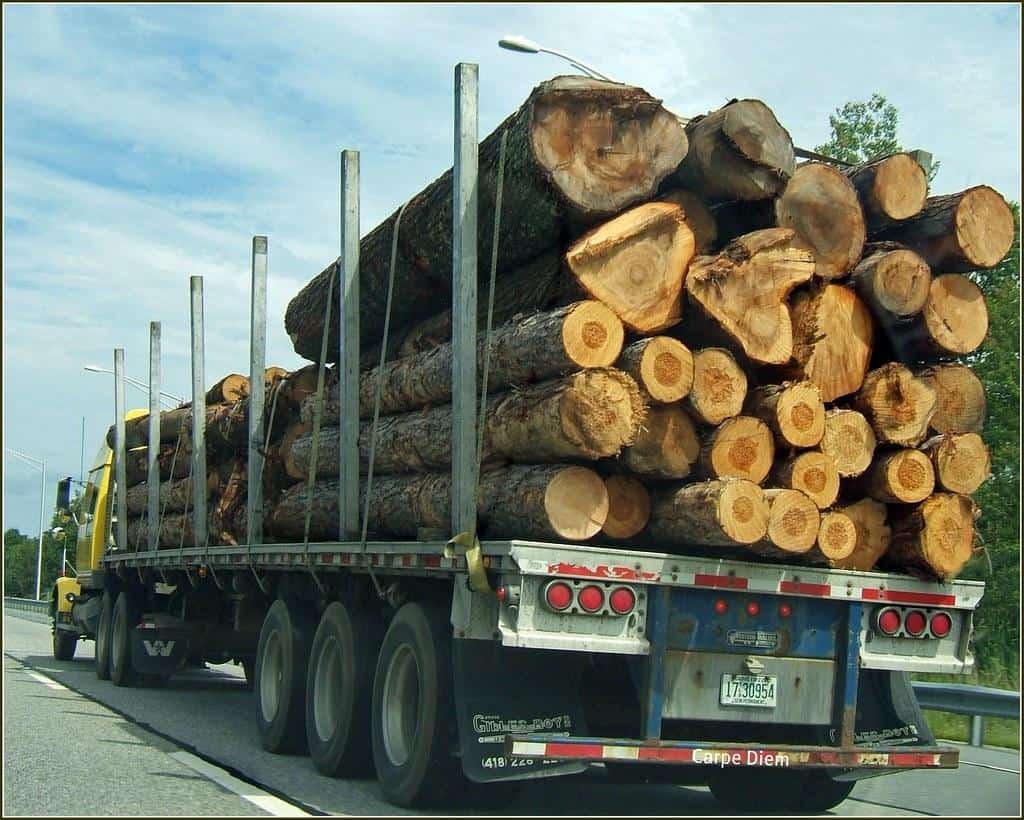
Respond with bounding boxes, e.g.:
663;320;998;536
242;659;256;690
306;602;381;778
371;601;462;808
110;592;138;687
95;591;114;680
255;599;314;754
708;768;856;813
53;629;78;661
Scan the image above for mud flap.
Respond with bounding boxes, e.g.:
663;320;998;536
130;626;190;676
453;640;589;783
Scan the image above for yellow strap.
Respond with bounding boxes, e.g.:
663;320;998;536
445;531;492;595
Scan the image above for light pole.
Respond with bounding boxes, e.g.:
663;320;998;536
4;448;47;600
83;364;184;407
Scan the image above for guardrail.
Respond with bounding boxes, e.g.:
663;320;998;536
4;596;49;614
912;681;1020;746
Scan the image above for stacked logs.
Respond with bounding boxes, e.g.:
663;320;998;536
128;81;1012;584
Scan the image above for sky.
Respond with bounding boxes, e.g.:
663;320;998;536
2;3;1021;536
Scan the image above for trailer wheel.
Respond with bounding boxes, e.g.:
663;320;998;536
708;768;856;812
306;602;380;778
371;601;461;808
95;591;114;680
53;629;78;661
255;599;314;754
110;592;139;687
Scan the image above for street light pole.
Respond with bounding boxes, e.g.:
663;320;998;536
5;448;47;600
83;364;184;407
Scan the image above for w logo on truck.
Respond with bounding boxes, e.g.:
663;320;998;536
142;639;176;657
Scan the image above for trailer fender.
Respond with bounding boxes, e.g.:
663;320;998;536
130;617;190;676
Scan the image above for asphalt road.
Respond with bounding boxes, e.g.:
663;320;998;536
3;609;1020;817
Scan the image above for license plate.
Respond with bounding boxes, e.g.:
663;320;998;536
720;674;777;708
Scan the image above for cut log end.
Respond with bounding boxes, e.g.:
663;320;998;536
918;365;986;434
688;347;748;425
856;363;937;447
649;478;768;547
776;451;840;509
832;498;891;572
954;186;1016;269
561;301;626;369
602;475;652;539
923;433;991;495
702;416;775;483
816;511;857;561
620;336;694;403
621;404;701;480
819;409;876;477
921;274;989;357
852;248;931;319
719;480;771;544
866;448;936;504
764;489;819;553
556;369;646;458
871;154;929;221
888;493;977;581
748;382;825;449
544;465;610;541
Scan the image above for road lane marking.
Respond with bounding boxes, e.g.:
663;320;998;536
26;669;68;691
959;760;1020;775
168;751;317;817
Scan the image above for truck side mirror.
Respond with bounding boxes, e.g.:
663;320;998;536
56;477;72;512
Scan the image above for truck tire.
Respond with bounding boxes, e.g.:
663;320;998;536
53;629;78;661
95;591;114;680
110;591;139;687
306;602;380;778
255;599;314;754
371;601;461;807
708;768;856;812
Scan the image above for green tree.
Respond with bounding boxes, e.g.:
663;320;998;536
2;489;83;601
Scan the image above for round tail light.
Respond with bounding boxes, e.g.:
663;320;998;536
929;612;953;638
877;608;902;636
578;585;605;613
778;602;792;618
544;581;573;612
714;599;728;615
609;587;636;615
904;610;928;637
745;600;760;617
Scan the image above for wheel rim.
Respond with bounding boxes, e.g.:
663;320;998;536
110;601;124;671
260;630;284;724
313;635;341;742
381;644;420;768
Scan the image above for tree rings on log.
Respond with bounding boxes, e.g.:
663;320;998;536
621;404;701;480
687;347;747;425
757;488;820;555
884;493;977;581
773;451;840;509
921;433;990;495
746;382;825;449
855;363;937;446
700;416;775;483
850;247;931;322
892;274;989;361
617;337;694;403
844;153;928;227
601;475;651;539
818;409;876;478
863;448;936;504
917;364;986;434
814;511;858;565
649;478;769;547
831;498;891;572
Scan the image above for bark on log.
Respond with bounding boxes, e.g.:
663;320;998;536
566;202;695;332
670;99;795;202
617;337;694;404
279;421;312;484
108;400;249;453
772;451;839;509
601;475;651;539
620;403;701;480
699;416;775;484
751;488;820;556
831;498;891;572
788;282;874;402
685;229;815;365
746;382;825;449
850;247;931;327
862;448;936;504
125;473;217;516
206;374;249;405
686;347;748;425
649;478;769;547
842;153;928;229
284;77;687;362
921;433;990;495
210;459;247;545
126;510;217;550
882;493;977;581
889;274;989;362
917;364;986;434
872;185;1015;272
269;465;610;542
125;443;192;487
855;363;937;446
818;409;876;478
660;189;718;254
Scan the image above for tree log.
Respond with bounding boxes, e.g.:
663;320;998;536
831;498;891;572
685;228;814;365
269;465;609;543
126;473;217;516
855;363;937;446
872;185;1015;272
686;347;747;425
649;478;769;547
566;202;695;332
850;247;931;328
108;400;249;453
788;282;874;402
206;374;249;405
889;274;989;362
750;488;820;556
921;433;990;495
660;189;718;253
917;364;986;434
620;404;701;480
601;475;651;539
746;382;825;449
126;510;217;550
125;443;192;487
617;337;693;404
284;77;687;362
842;153;928;228
210;459;247;546
670;99;795;202
818;409;876;477
699;416;775;483
882;493;977;581
772;451;839;509
811;511;858;566
862;448;935;504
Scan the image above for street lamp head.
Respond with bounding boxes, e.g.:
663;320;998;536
499;35;541;54
83;364;106;374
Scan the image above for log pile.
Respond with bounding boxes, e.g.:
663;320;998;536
126;78;1013;584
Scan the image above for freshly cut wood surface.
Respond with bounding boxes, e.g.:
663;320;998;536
621;404;701;480
818;409;876;477
617;336;694;403
917;364;986;434
843;153;928;227
921;433;990;495
850;246;931;323
206;374;249;405
863;448;936;504
873;185;1014;272
566;202;695;332
831;498;891;572
699;415;775;483
773;451;839;509
601;475;652;539
649;478;768;547
660;189;718;254
686;347;747;425
671;99;795;201
755;488;819;555
890;274;989;361
685;228;815;364
746;382;825;449
789;283;874;402
775;162;866;280
855;363;937;446
884;493;977;581
813;511;858;565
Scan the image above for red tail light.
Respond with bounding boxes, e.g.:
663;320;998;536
714;598;728;615
609;587;636;615
929;612;953;638
778;602;792;618
496;586;507;603
578;585;605;613
877;608;902;636
904;610;928;637
544;581;573;612
745;600;760;617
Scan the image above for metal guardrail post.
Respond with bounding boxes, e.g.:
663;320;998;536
969;715;985;747
911;680;1020;747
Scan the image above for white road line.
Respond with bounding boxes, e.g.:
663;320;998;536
959;759;1021;775
168;751;316;817
25;669;68;691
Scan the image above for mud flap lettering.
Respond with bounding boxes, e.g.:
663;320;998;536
130;628;188;675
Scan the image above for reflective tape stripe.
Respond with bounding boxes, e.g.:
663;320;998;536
779;580;831;597
694;574;748;590
861;588;957;607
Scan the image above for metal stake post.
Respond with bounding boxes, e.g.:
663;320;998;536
339;150;361;539
147;322;161;552
113;349;128;552
247;237;268;546
190;277;208;547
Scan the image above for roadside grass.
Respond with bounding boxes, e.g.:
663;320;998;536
913;661;1020;750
